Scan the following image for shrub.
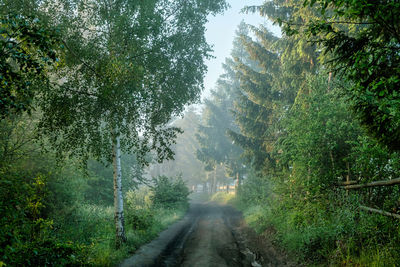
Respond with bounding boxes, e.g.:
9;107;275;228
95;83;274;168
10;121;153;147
5;239;87;266
125;187;153;210
126;208;155;231
0;169;87;266
150;175;190;209
125;187;155;230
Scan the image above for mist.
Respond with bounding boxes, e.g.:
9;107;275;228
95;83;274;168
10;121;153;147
1;0;400;266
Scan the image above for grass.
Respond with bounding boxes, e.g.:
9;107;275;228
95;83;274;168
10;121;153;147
54;203;186;266
205;189;400;266
233;195;400;266
210;191;237;205
92;206;185;266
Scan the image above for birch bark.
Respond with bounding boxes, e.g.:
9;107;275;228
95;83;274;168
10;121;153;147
112;130;126;248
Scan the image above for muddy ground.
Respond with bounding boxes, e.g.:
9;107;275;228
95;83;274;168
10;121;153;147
120;202;295;267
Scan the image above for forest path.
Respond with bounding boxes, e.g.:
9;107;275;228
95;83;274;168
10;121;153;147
120;202;294;267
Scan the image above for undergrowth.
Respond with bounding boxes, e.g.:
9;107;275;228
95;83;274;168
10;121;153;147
210;191;237;205
75;204;185;266
1;165;188;266
63;179;189;266
235;188;400;266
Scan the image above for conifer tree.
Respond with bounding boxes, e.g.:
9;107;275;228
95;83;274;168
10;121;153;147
228;23;281;174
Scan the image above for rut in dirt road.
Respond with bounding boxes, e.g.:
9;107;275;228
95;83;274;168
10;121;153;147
120;203;292;267
159;204;253;267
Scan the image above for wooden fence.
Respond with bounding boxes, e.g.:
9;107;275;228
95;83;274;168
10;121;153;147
338;178;400;220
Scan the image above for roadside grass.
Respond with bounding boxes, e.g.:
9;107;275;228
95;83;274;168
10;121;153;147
210;191;237;205
240;205;268;233
234;196;400;266
50;183;188;266
207;188;400;266
54;203;186;266
86;206;186;266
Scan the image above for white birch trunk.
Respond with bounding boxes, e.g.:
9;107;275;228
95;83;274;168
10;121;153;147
112;130;126;248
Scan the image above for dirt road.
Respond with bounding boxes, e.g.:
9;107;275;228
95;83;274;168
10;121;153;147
120;203;293;267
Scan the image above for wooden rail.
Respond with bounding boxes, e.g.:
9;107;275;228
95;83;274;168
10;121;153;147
337;179;400;220
337;180;358;186
359;205;400;220
341;178;400;190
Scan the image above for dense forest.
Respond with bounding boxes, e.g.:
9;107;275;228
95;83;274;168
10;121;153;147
192;1;400;265
1;0;400;266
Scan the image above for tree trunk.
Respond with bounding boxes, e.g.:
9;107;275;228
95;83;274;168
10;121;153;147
346;161;350;196
235;172;240;193
112;131;126;248
329;150;335;174
213;165;217;193
205;172;209;193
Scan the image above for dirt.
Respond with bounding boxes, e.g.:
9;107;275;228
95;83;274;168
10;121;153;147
119;202;295;267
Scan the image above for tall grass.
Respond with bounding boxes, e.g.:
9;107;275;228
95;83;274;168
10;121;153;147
235;192;400;266
53;187;187;266
210;191;237;205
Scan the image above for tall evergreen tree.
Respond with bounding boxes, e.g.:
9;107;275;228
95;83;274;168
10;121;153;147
228;23;282;174
196;91;239;192
195;23;252;189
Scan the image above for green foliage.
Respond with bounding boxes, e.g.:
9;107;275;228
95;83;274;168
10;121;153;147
292;0;400;151
210;192;236;205
84;160;114;206
125;188;154;231
150;175;190;209
84;155;145;206
0;111;183;265
3;0;400;265
5;239;87;267
195;44;246;182
125;187;153;210
232;48;400;265
149;109;208;187
228;24;278;173
279;74;361;191
127;209;155;231
237;170;270;207
349;136;400;184
36;0;228;164
1;0;228;256
0;168;86;266
238;182;400;265
0;14;61;116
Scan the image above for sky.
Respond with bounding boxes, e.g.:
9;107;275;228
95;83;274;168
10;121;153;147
201;0;280;101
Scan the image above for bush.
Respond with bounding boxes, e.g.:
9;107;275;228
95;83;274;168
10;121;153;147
0;169;87;266
5;239;87;266
150;175;190;209
126;187;153;210
126;208;155;231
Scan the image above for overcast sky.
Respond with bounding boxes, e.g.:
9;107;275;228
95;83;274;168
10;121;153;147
201;0;280;101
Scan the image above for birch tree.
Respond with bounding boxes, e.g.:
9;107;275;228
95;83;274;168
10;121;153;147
26;0;227;247
0;12;61;117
